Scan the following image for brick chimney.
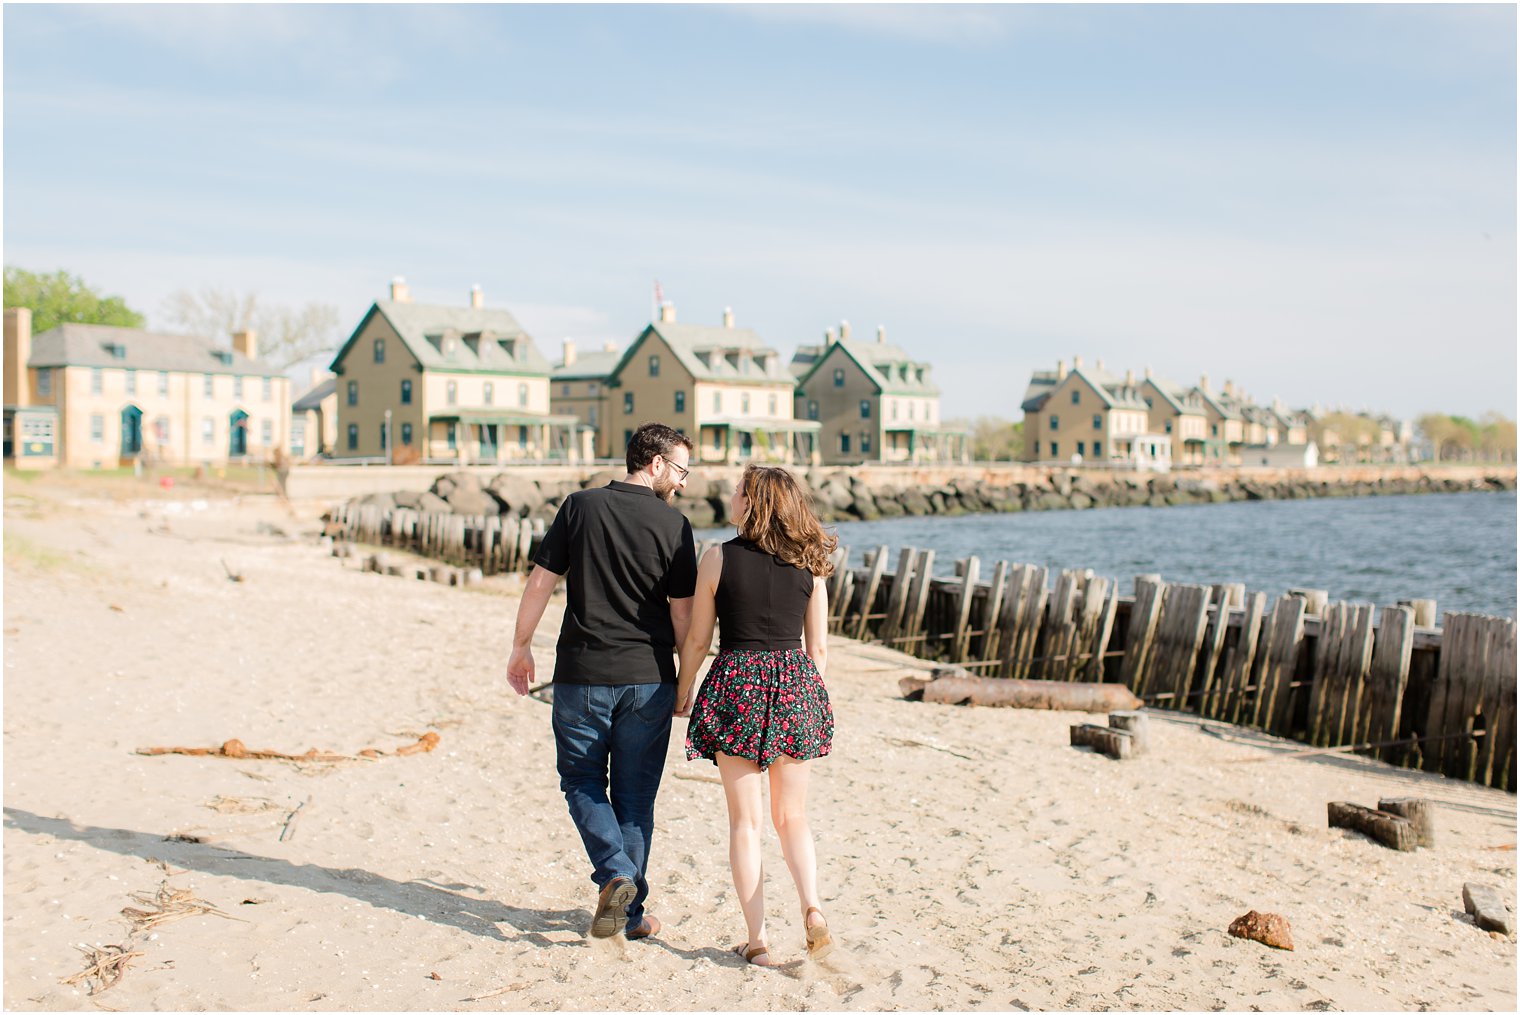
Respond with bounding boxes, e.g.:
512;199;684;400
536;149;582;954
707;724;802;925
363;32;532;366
839;319;851;341
562;339;577;367
825;327;838;345
233;329;257;360
603;341;619;353
723;307;734;328
390;276;411;303
1199;373;1210;391
1125;368;1135;385
4;307;33;408
1056;359;1067;380
877;324;886;344
470;284;484;309
1224;379;1235;397
658;301;675;323
1144;365;1153;380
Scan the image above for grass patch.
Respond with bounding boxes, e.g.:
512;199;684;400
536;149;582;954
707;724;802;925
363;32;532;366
2;466;45;484
3;531;75;571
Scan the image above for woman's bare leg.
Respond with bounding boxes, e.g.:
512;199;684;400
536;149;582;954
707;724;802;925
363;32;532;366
767;756;822;923
715;752;771;963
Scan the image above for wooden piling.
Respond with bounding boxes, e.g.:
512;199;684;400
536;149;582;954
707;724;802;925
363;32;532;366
1252;595;1307;733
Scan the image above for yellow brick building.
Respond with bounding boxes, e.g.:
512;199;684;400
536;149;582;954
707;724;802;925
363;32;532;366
4;306;290;469
329;280;578;462
791;321;967;464
602;304;819;465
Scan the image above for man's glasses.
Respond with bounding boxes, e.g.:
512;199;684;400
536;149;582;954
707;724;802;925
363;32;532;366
661;457;690;481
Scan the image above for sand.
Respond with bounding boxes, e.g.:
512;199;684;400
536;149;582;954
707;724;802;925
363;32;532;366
3;482;1515;1011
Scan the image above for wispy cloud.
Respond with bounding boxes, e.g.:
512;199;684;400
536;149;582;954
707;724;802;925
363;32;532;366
728;3;1028;46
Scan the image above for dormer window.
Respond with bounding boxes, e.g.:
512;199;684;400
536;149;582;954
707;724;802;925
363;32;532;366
496;338;517;359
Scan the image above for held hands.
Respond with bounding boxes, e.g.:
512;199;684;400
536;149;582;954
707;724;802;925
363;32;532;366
506;646;535;696
673;687;693;718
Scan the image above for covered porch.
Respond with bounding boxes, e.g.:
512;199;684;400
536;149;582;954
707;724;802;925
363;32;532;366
428;411;582;464
882;424;971;464
696;418;822;466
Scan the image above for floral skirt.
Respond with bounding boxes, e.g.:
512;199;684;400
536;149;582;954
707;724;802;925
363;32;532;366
685;648;834;770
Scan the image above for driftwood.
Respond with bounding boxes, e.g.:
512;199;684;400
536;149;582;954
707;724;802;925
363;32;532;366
1327;801;1417;851
137;732;439;763
901;672;1142;712
1107;710;1151;753
62;944;146;995
1377;797;1436;847
1069;723;1134;760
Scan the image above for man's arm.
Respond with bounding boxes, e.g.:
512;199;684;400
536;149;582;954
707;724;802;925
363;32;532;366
506;565;561;695
669;595;694;649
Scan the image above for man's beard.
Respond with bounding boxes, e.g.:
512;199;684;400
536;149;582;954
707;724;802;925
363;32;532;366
653;475;679;504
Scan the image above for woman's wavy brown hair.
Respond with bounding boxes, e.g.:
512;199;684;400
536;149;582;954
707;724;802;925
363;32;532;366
736;465;837;577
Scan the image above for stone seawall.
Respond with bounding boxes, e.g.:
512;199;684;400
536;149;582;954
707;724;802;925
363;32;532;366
327;463;1516;529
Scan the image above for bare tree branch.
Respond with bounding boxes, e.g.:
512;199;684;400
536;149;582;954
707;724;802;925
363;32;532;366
158;288;339;369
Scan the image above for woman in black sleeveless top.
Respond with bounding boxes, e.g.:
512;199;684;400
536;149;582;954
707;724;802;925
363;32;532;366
676;465;837;967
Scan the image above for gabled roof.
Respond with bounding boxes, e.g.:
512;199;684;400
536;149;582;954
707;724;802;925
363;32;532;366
1020;366;1147;413
27;323;284;377
789;344;825;380
292;377;336;412
1240;404;1278;426
1021;370;1060;412
609;321;794;386
331;299;551;375
797;337;940;396
552;348;622;382
1141;375;1206;415
1191;386;1241;420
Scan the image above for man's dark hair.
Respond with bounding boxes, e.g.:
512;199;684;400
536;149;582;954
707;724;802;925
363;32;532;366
625;422;694;473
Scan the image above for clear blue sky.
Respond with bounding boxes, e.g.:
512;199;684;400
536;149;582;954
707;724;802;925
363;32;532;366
5;3;1515;419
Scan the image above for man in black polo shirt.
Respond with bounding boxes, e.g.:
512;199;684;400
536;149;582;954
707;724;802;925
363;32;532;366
507;422;697;942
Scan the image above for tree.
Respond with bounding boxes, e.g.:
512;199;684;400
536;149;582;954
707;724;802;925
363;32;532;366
951;416;1023;461
1478;412;1517;462
1413;412;1516;462
159;287;340;369
4;266;146;333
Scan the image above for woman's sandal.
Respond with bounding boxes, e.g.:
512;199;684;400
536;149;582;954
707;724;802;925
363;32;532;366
804;906;833;959
733;942;770;966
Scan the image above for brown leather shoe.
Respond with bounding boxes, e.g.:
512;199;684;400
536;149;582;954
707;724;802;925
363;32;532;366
626;914;661;940
590;877;636;939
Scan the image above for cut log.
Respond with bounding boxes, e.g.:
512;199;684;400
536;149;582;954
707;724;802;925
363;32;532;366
1462;882;1515;935
1377;797;1436;847
1108;711;1151;754
1327;801;1417;851
916;674;1142;712
1069;723;1135;760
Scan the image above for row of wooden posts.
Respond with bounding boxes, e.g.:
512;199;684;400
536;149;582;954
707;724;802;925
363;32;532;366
813;542;1515;792
329;503;1516;792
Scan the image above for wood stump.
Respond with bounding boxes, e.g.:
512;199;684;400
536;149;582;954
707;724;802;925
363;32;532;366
1377;797;1435;847
1327;801;1417;851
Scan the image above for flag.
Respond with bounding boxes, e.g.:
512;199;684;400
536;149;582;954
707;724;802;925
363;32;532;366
654;279;664;305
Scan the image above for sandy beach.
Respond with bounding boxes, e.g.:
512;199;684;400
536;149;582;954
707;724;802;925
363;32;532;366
3;481;1515;1012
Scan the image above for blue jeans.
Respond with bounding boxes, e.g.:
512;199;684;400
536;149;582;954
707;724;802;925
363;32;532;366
552;681;675;935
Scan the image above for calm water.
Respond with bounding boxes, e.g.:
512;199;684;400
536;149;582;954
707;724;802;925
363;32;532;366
700;491;1517;618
